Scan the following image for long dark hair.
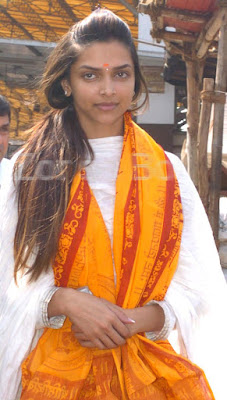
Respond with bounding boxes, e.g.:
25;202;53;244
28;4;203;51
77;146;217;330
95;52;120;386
14;9;149;281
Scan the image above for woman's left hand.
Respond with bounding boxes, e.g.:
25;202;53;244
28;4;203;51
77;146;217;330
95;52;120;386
71;303;165;349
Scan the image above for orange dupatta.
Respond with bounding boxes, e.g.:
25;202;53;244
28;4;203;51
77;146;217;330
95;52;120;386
20;113;214;400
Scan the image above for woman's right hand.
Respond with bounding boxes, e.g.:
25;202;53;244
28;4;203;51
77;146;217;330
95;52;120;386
48;287;133;350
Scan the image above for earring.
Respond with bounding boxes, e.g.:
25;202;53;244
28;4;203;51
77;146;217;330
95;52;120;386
64;90;68;96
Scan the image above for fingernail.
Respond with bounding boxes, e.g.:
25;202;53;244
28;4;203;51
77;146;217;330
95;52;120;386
127;318;135;323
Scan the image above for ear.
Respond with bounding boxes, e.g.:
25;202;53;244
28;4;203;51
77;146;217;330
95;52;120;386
61;78;72;97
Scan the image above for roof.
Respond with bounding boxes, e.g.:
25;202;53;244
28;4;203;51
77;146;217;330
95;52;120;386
166;0;217;11
164;0;218;33
0;0;138;42
138;0;223;58
0;0;138;138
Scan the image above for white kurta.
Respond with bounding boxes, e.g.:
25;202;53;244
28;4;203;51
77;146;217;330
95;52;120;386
0;136;227;400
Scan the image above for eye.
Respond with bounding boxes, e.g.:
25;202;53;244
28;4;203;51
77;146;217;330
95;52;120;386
0;126;9;135
116;71;128;78
83;72;96;80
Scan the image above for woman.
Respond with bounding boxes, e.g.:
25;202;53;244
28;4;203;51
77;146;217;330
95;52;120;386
0;9;226;400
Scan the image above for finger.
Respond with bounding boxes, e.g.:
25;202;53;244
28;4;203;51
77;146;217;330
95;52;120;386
71;325;83;334
75;327;126;348
71;324;90;336
107;304;135;325
104;329;126;347
72;324;125;347
110;317;132;339
78;340;96;348
73;332;88;341
99;332;125;349
80;339;108;350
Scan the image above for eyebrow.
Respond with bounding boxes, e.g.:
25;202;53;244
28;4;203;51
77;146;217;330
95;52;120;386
78;64;132;71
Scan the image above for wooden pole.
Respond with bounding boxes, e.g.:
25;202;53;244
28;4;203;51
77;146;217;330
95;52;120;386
185;59;204;186
198;78;214;212
208;15;227;242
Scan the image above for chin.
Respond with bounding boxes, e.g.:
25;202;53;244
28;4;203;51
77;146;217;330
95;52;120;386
100;117;121;126
94;110;124;124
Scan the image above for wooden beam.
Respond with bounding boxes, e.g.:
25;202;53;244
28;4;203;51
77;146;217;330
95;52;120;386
196;8;227;59
198;78;214;212
208;17;227;243
0;5;35;40
4;1;58;41
165;42;185;57
119;0;138;18
161;9;208;24
134;38;165;48
26;46;42;57
156;15;164;30
55;0;79;23
153;30;196;43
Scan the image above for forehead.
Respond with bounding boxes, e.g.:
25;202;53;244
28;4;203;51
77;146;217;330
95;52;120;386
75;40;133;67
0;114;10;127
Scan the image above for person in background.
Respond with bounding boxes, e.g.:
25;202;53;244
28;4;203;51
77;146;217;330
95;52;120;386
0;9;227;400
0;95;10;189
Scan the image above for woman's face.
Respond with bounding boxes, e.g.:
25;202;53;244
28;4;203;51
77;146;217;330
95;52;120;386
62;40;135;131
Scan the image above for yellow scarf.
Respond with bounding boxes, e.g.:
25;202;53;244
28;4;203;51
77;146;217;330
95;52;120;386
20;113;214;399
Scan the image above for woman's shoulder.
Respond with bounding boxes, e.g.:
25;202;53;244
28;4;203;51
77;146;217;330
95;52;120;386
165;151;192;187
164;151;202;208
165;151;186;171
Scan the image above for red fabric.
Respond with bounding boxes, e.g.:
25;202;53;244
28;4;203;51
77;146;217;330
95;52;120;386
166;0;217;12
164;0;218;33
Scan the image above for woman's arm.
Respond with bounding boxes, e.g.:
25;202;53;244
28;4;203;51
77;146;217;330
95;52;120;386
48;287;166;348
164;152;227;400
48;287;134;349
118;303;165;335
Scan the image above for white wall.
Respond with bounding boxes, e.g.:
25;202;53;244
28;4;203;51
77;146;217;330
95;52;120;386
138;14;175;124
138;13;165;57
137;83;175;124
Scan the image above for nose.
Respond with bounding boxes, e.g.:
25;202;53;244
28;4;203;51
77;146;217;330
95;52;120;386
100;77;116;96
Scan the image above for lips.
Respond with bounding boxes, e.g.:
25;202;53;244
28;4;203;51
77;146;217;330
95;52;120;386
95;103;118;111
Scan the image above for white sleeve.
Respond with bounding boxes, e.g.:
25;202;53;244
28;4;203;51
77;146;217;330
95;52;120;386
165;152;227;400
0;161;57;400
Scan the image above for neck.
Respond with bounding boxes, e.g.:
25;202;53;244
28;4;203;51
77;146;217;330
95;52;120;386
78;115;124;139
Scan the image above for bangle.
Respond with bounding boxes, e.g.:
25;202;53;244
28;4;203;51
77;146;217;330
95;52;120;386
145;300;176;341
41;286;92;329
41;287;66;329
